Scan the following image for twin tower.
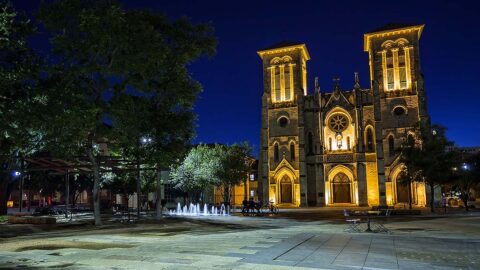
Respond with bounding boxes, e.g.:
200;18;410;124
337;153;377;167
257;24;429;207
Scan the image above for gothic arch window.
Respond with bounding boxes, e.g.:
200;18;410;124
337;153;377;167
274;143;279;162
328;137;332;151
278;116;289;128
365;127;375;152
407;133;415;145
270;56;294;103
308;132;314;155
290;142;295;161
393;106;407;116
347;136;351;151
381;39;411;91
386;49;394;90
388;135;395;156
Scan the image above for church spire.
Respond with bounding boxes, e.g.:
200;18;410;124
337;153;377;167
333;76;341;95
354;72;360;88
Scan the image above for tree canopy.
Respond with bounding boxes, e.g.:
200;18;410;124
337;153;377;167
0;0;216;221
170;143;251;203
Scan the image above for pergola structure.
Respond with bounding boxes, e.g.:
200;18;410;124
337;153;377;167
3;155;158;215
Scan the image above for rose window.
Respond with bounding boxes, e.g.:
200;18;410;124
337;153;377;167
328;114;348;132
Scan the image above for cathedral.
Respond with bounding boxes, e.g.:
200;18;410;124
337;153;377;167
258;24;429;207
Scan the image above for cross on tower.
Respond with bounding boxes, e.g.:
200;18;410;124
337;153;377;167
333;76;340;86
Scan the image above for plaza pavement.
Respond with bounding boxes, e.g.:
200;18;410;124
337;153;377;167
0;209;479;269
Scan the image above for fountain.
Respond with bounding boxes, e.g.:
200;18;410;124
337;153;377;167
166;202;228;216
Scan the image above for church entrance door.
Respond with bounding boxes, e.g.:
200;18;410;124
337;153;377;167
396;177;409;203
332;172;351;203
280;176;292;204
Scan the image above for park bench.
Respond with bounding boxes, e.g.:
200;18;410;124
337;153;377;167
344;209;391;233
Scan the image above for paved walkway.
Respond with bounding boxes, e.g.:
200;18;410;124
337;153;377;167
1;212;479;269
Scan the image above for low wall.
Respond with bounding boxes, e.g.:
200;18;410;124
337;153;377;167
8;216;56;224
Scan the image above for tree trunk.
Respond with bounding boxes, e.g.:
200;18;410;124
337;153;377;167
429;182;435;213
136;158;141;218
65;170;69;218
87;149;102;226
155;167;162;219
0;176;9;215
463;192;469;212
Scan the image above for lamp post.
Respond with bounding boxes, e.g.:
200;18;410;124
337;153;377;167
137;136;152;218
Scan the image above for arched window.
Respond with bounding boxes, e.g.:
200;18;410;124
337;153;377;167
347;136;351;151
290;142;295;161
407;134;415;145
366;127;374;152
329;137;332;151
388;136;395;156
308;132;313;155
386;50;394;90
382;39;411;91
274;143;279;162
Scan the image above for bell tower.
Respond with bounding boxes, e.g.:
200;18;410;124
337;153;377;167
257;42;310;206
364;24;429;206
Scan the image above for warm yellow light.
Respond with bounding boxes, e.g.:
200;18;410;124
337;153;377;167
7;200;13;207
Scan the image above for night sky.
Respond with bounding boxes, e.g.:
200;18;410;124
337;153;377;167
14;0;480;155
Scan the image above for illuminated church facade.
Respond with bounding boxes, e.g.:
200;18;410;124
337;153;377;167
258;24;429;207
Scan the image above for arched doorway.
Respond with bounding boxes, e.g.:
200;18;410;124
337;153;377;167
280;175;293;204
332;172;351;203
396;173;409;203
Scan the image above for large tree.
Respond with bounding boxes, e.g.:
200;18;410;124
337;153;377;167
170;143;252;205
0;1;42;215
216;143;252;204
452;152;480;211
398;124;456;212
38;0;215;225
170;144;220;202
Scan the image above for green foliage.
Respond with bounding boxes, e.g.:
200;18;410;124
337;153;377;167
36;0;216;224
398;123;457;211
451;152;480;211
170;144;220;193
0;215;7;223
0;1;42;215
0;1;42;158
170;143;252;202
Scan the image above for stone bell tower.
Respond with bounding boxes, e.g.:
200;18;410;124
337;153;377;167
257;42;310;206
364;24;429;206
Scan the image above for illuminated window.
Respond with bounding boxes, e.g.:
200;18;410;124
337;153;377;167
250;174;255;181
328;114;348;132
274;143;279;162
285;65;291;100
274;67;281;101
388;136;395;156
270;57;295;103
386;50;394;90
290;142;295;161
382;39;411;91
398;51;407;89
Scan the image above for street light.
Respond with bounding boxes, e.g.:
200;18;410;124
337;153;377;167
141;136;152;144
12;171;21;177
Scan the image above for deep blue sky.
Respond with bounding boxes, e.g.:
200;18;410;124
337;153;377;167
14;0;480;155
